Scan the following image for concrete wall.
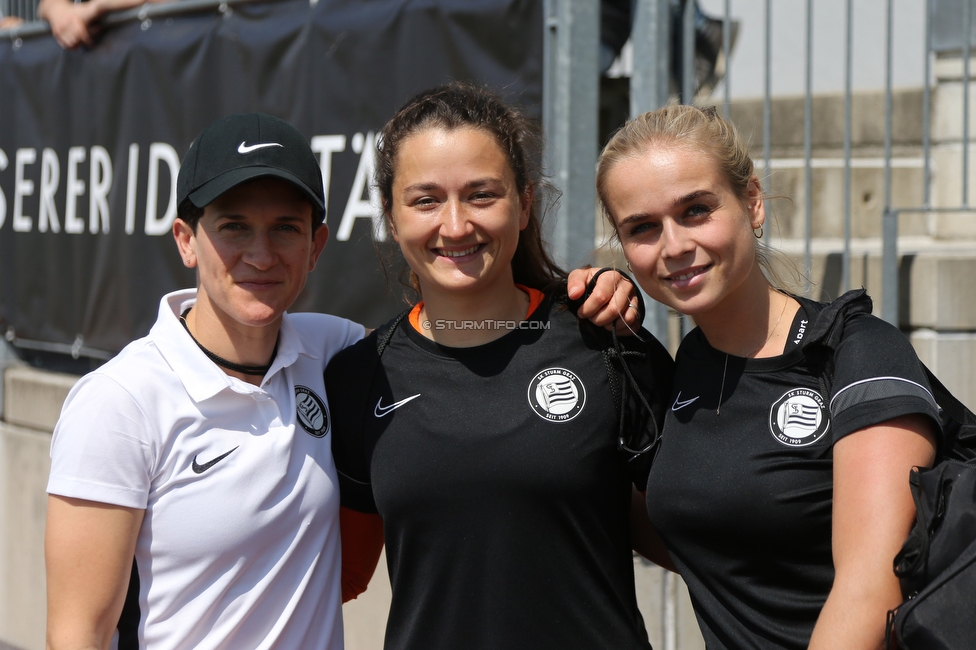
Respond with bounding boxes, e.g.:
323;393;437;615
0;367;76;650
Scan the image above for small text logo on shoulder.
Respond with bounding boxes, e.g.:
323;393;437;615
792;319;808;345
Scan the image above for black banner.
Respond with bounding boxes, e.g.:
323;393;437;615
0;0;542;357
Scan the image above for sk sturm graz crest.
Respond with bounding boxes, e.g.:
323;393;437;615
768;387;829;447
295;386;329;437
528;368;586;423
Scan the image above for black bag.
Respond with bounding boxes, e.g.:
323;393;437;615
795;289;976;650
886;460;976;649
886;368;976;649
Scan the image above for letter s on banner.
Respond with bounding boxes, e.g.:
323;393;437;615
144;142;179;236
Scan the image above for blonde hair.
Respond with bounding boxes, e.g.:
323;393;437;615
597;104;754;214
596;104;791;283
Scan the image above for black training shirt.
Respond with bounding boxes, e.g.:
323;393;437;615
327;291;673;650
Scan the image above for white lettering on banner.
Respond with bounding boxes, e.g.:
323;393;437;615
13;148;35;232
0;149;7;229
90;146;112;234
144;142;179;236
337;131;385;241
39;148;61;233
65;146;87;234
311;134;345;215
125;143;139;235
0;134;381;237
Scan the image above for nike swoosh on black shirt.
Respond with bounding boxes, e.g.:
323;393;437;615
192;446;239;474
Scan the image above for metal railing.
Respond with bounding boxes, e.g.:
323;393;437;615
0;0;268;40
546;0;975;335
2;0;36;23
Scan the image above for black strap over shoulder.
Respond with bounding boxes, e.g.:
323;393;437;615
798;288;873;350
607;326;661;458
793;289;976;646
376;309;410;357
797;287;976;462
796;288;873;403
566;269;662;474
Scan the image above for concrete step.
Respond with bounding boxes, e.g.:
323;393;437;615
3;366;78;434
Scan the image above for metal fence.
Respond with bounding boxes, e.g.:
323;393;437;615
543;1;975;646
544;0;976;343
1;0;35;23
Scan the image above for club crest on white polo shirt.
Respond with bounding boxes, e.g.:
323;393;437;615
295;385;329;437
527;368;586;423
768;387;829;447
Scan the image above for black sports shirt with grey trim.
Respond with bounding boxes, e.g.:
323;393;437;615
326;291;673;650
645;294;940;649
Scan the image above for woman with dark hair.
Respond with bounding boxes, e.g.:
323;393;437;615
596;104;939;649
326;83;674;649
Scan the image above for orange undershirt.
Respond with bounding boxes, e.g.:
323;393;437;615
407;285;546;332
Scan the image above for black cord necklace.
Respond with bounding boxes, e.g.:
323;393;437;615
179;308;277;376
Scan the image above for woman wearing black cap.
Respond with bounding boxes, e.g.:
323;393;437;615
43;112;638;649
44;112;361;649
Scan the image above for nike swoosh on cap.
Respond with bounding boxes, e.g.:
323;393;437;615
237;141;283;154
671;392;700;411
374;394;421;418
192;446;239;474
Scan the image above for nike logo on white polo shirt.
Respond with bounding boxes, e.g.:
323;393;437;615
192;446;239;474
671;392;699;411
374;394;421;418
237;141;283;154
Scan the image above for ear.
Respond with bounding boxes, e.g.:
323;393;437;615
308;223;330;271
173;219;198;269
518;186;533;231
746;177;765;230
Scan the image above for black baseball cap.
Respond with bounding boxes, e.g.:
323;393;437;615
177;112;325;214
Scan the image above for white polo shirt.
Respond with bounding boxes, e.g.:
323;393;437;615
48;289;364;650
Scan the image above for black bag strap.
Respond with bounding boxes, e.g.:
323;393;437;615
796;288;873;398
797;288;976;462
921;368;976;462
566;268;661;463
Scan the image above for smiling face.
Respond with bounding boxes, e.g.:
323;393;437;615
174;176;329;333
387;126;530;300
603;143;765;318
